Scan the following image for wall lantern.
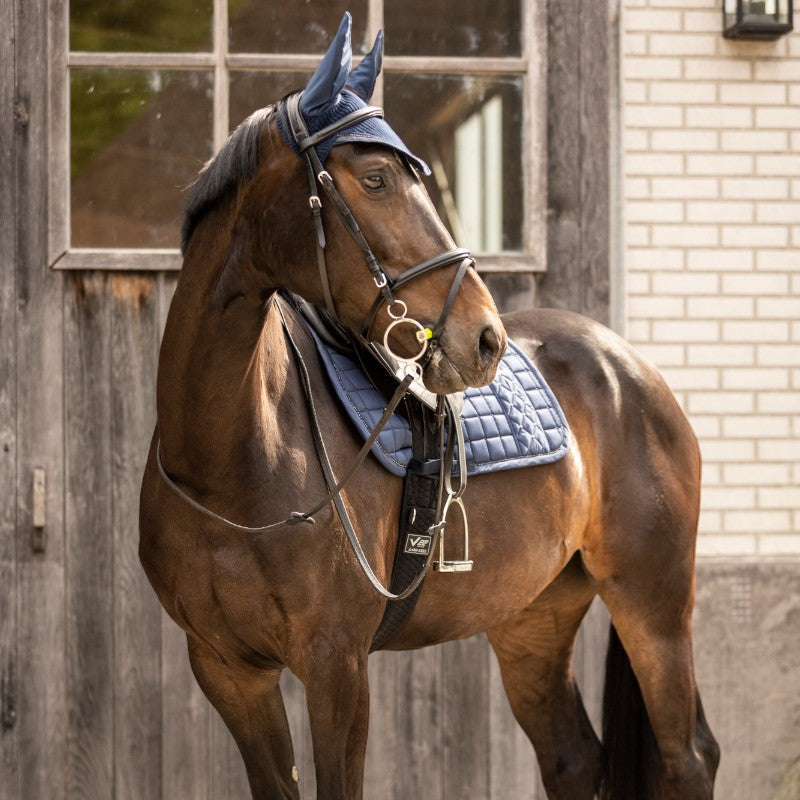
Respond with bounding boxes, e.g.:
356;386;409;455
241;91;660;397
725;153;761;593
723;0;793;39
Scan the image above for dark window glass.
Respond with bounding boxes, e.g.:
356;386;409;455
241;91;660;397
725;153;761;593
70;0;213;52
229;71;312;130
229;1;369;54
385;0;522;57
385;73;524;252
70;69;213;248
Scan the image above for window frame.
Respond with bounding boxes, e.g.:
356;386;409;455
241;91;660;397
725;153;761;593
49;0;546;273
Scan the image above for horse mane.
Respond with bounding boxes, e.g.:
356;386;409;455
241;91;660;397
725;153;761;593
181;105;274;253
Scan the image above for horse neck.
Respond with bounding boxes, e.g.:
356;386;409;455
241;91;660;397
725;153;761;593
157;230;289;490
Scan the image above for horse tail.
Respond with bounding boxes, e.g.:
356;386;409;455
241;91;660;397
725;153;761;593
598;623;660;800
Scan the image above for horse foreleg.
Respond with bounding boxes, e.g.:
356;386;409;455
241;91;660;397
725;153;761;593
487;556;602;799
301;648;370;800
187;636;300;800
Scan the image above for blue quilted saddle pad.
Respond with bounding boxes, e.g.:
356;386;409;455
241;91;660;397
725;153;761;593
310;332;569;478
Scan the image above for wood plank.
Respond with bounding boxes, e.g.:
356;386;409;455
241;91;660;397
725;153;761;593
15;0;67;795
280;670;316;799
442;636;490;799
488;650;543;799
110;276;162;800
209;706;251;799
364;650;399;799
156;273;212;800
0;0;18;794
572;597;609;737
396;647;443;799
538;0;610;324
64;272;113;799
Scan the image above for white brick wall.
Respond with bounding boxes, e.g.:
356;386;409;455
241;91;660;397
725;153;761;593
621;0;800;557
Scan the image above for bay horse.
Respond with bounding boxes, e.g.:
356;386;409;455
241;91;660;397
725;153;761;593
139;16;719;799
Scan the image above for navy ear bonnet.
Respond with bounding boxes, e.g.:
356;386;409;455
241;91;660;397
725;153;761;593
276;12;430;175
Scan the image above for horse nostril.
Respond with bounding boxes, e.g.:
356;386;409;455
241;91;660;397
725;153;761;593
479;323;503;367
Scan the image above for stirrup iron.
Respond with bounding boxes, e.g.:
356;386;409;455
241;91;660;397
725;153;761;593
433;495;473;573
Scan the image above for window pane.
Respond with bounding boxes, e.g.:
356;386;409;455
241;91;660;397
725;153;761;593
229;71;311;130
385;0;522;57
70;0;213;52
229;1;368;54
71;69;213;248
385;74;524;253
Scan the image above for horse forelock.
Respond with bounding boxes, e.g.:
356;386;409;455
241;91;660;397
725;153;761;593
181;105;275;253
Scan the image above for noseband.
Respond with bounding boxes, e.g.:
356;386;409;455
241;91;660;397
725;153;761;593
283;92;474;369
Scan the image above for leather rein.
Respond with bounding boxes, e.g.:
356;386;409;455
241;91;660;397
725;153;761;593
157;93;472;600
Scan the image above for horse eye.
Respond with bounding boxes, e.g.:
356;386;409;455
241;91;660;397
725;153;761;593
363;174;385;191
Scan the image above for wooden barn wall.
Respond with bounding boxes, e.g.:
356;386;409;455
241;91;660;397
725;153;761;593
0;1;618;798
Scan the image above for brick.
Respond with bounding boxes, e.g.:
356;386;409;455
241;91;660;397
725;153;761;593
627;248;684;270
688;344;754;366
702;486;756;509
660;367;719;391
652;224;719;247
724;510;791;533
653;319;720;342
625;177;651;199
627;319;651;342
757;297;800;319
651;177;718;199
756;202;800;224
723;462;791;485
687;296;754;319
722;414;790;438
758;487;800;509
623;81;647;103
651;130;719;151
755;250;800;271
649;82;717;105
628;295;685;318
722;367;789;390
652;272;719;295
719;82;786;105
723;272;789;294
651;0;715;7
624;129;650;151
650;33;719;56
689;415;721;437
625;9;683;31
626;152;684;175
697;510;723;534
757;439;800;461
626;200;683;222
626;224;650;246
695;535;757;557
624;33;648;56
688;391;754;414
687;153;754;176
626;105;683;128
634;343;686;367
627;271;650;294
792;274;800;294
685;105;753;128
700;462;721;485
791;131;800;151
684;58;752;80
756;107;800;128
754;60;800;82
721;130;788;152
683;10;724;32
719;38;789;60
790;85;800;105
686;200;753;223
758;536;800;556
688;249;753;270
702;439;756;461
757;344;800;366
721;225;788;247
625;57;682;80
757;391;800;413
722;320;789;342
721;177;788;200
757;154;800;175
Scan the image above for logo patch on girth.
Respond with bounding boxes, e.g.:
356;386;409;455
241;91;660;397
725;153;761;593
404;534;432;556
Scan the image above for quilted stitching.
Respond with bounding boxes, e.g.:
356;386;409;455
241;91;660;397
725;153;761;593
311;333;569;477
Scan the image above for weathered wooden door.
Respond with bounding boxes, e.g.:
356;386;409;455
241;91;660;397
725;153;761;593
1;1;612;798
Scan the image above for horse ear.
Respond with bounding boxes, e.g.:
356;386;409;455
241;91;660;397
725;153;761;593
300;12;353;116
345;30;383;102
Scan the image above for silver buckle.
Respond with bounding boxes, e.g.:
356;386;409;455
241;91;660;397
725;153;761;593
309;195;321;210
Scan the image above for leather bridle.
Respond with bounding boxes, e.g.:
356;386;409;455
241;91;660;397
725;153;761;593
283;92;474;368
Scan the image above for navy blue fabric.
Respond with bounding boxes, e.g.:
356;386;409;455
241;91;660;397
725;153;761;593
308;331;570;477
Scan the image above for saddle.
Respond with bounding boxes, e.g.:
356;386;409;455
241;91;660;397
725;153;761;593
288;297;569;650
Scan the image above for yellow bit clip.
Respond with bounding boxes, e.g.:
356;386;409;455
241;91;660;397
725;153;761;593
415;327;434;343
